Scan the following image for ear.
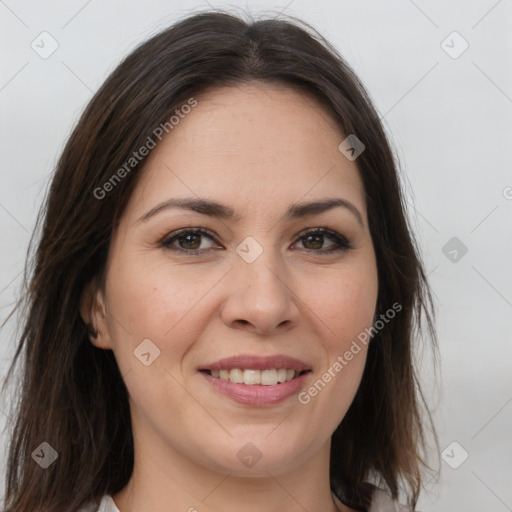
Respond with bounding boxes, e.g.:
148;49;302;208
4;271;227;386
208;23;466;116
79;277;112;349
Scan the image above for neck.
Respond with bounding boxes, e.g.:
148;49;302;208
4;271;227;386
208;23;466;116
112;424;353;512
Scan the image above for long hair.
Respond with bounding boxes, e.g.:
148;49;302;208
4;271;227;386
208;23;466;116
2;9;438;511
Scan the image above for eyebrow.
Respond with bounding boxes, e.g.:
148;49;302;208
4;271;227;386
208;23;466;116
137;197;364;227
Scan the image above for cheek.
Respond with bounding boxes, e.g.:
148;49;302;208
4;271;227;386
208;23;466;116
297;266;376;426
308;260;378;347
103;258;212;417
104;255;224;361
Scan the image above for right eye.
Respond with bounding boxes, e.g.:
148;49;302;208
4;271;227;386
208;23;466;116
160;227;221;255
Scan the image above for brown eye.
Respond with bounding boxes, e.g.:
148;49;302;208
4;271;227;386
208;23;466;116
294;228;352;253
301;234;324;250
161;228;218;254
160;227;352;256
177;233;202;250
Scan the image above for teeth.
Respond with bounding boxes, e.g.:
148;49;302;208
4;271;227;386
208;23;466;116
210;368;301;385
230;369;243;383
260;369;277;385
243;369;260;385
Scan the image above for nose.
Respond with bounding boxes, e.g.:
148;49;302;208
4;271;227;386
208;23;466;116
220;249;300;336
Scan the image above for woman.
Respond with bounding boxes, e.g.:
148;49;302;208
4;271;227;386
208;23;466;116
1;9;438;512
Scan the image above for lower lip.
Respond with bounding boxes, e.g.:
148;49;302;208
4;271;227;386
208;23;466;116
199;371;311;406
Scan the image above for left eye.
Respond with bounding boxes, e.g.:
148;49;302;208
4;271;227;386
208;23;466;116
161;227;352;254
293;228;351;252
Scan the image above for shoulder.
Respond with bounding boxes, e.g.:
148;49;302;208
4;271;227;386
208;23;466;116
369;488;412;512
78;495;120;512
100;495;121;512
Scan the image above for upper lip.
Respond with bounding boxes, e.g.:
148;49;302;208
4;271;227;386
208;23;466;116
198;354;312;372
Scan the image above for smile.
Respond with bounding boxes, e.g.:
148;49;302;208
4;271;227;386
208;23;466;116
201;368;310;385
199;369;312;406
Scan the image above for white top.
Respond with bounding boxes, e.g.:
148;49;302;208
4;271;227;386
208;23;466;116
97;495;120;512
92;490;410;512
75;495;119;512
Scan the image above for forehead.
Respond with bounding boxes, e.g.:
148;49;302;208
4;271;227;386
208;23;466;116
125;83;367;222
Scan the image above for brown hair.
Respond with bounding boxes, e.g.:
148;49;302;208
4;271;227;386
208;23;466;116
1;9;438;512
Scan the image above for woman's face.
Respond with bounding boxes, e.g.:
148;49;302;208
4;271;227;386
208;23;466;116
88;83;378;477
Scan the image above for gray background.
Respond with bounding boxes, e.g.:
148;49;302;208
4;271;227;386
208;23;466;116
1;0;511;510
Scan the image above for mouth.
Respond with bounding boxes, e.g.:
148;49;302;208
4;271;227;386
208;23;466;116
199;368;312;406
199;368;312;386
197;354;312;405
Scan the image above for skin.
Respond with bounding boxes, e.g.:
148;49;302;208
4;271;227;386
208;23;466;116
81;83;379;512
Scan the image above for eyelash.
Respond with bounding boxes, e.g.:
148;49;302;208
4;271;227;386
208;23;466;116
160;227;353;255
